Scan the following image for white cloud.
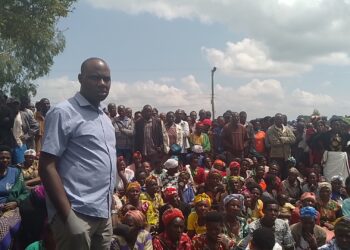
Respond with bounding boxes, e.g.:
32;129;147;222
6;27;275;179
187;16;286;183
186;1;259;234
237;79;284;99
35;76;80;104
87;0;350;73
35;75;338;119
202;39;311;77
291;88;334;106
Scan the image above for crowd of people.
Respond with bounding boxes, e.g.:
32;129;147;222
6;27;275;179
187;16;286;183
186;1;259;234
1;57;350;250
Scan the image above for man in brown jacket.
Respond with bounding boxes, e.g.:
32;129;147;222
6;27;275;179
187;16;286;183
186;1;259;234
266;113;295;179
221;112;248;160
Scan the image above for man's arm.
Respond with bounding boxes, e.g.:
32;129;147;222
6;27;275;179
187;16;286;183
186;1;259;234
39;152;71;221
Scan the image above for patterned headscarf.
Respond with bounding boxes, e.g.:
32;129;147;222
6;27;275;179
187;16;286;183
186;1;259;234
162;208;184;227
213;159;225;169
124;210;146;229
223;194;245;210
300;206;317;219
300;192;316;202
318;182;332;192
24;149;36;157
126;181;141;193
194;193;212;207
331;175;344;183
145;175;158;186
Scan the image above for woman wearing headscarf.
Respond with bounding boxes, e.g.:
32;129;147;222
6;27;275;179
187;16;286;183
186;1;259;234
140;175;164;231
212;159;226;177
20;149;40;187
244;182;264;223
187;193;211;238
290;192;321;226
290;206;327;250
316;182;342;231
111;210;153;250
330;176;348;204
123;181;156;230
281;167;302;204
0;146;30;250
222;194;248;244
204;169;225;211
153;208;192;250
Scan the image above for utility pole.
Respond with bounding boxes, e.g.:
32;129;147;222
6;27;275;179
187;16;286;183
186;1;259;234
211;66;216;119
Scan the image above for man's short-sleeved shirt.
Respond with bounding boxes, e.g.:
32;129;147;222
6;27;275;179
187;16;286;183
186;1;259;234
41;92;116;220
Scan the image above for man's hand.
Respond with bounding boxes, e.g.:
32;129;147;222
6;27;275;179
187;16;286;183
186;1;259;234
304;232;318;250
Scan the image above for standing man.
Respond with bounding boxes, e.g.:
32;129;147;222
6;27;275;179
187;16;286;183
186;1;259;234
221;112;247;160
39;58;116;250
115;105;134;164
108;103;117;122
175;109;190;154
134;104;163;161
266;113;296;179
240;111;255;156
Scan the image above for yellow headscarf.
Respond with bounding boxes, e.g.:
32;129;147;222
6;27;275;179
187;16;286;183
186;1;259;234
194;193;212;207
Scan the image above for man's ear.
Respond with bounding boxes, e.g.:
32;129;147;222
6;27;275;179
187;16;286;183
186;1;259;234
78;73;82;84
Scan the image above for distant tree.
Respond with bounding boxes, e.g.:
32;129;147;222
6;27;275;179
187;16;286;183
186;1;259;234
311;109;320;116
0;0;76;97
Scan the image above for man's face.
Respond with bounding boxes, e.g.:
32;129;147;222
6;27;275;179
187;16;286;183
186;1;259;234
175;110;182;121
41;99;51;113
263;204;279;222
275;115;283;127
0;151;11;169
108;104;117;117
240;112;247;124
190;112;197;121
166;112;175;124
231;113;239;125
301;217;315;234
199;110;206;120
335;228;350;250
125;108;132;118
142;107;153;120
79;59;111;105
117;106;125;117
331;121;341;132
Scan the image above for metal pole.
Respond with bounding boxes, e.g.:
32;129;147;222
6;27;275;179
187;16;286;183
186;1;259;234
211;67;216;119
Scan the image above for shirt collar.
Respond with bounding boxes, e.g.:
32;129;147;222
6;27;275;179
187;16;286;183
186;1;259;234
74;92;102;111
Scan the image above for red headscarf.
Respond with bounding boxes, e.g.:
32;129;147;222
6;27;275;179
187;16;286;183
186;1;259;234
162;208;184;227
229;161;241;169
164;187;178;202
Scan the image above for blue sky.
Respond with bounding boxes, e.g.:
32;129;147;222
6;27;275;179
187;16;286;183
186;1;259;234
35;0;350;119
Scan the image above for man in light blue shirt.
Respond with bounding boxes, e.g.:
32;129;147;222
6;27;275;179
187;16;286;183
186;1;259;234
39;58;116;250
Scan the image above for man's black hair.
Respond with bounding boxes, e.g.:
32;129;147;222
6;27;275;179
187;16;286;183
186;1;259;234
205;210;224;224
